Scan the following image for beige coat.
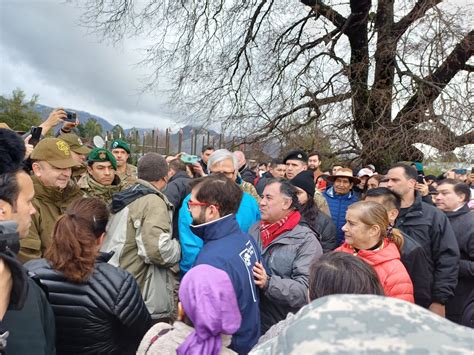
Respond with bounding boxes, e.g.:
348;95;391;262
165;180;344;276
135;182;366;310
102;179;181;320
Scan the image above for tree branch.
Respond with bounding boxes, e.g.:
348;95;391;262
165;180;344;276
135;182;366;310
393;0;442;40
300;0;348;30
395;30;474;126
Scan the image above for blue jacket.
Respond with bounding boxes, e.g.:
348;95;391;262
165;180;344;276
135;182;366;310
178;192;260;275
323;187;358;244
192;214;261;354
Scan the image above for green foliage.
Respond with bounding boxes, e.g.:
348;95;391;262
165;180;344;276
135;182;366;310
0;88;42;131
111;124;125;140
82;118;104;140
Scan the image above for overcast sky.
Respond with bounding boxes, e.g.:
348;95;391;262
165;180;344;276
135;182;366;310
0;0;179;129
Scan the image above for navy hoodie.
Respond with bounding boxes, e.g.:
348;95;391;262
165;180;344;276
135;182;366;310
192;214;261;354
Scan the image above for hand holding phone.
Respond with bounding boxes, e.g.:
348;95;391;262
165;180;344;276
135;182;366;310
29;126;43;147
180;153;199;164
64;111;77;123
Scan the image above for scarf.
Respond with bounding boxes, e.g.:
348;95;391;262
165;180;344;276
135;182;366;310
260;210;301;248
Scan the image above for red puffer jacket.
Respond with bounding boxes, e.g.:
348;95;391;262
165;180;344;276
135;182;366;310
336;239;414;303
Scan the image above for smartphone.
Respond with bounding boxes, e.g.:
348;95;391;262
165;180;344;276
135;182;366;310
416;175;425;184
454;168;467;175
180;153;199;164
64;110;77;122
29;126;43;147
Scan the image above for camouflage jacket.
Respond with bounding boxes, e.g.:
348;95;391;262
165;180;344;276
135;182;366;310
251;294;474;354
77;174;122;205
314;189;330;217
241;180;261;202
117;163;138;187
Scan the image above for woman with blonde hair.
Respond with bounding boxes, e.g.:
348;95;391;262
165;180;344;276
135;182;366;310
336;201;414;302
26;197;151;354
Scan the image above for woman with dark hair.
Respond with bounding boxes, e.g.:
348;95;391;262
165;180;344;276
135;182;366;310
337;201;414;302
289;171;338;252
308;252;384;300
257;252;384;344
25;197;151;354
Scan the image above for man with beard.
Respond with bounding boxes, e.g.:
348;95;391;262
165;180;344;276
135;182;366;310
178;149;261;275
386;163;459;318
189;174;261;353
308;151;327;191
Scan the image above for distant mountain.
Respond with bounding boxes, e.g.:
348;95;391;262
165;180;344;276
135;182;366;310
33;103;224;153
33;104;278;157
35;104;115;132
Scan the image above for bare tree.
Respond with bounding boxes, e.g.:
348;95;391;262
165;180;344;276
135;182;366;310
80;0;473;169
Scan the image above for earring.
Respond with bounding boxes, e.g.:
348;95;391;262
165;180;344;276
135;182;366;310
0;208;4;214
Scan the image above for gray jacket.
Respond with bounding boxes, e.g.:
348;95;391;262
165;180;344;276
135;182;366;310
249;223;322;334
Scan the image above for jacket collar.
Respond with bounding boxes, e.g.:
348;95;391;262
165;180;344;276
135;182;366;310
32;175;81;204
444;203;470;218
325;186;354;199
111;179;166;213
190;214;240;241
168;170;190;183
401;191;424;216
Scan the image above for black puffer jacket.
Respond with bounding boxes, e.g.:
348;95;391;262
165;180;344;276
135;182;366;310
25;252;152;354
395;193;460;305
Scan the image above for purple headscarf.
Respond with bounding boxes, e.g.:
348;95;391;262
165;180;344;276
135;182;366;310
177;264;242;355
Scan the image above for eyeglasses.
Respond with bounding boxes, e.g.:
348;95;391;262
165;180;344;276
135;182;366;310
187;200;210;208
187;199;220;210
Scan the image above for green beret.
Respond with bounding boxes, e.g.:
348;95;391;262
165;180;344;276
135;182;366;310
110;139;130;154
87;148;117;170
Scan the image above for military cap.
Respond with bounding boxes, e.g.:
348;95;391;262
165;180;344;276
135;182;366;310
283;150;308;164
110;139;131;154
30;138;79;169
59;133;91;155
87;148;117;170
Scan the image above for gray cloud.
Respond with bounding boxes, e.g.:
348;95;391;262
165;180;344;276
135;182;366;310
0;0;177;128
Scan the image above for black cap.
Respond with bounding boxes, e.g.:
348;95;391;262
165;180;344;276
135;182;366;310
290;170;315;198
283;150;308;164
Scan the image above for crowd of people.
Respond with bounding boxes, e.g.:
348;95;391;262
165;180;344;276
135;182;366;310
1;109;473;354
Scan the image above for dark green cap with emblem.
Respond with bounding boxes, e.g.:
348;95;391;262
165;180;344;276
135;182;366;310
110;139;131;154
87;148;117;170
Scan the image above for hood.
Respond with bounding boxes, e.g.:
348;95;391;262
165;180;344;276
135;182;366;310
339;239;401;266
110;180;158;213
190;214;240;241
